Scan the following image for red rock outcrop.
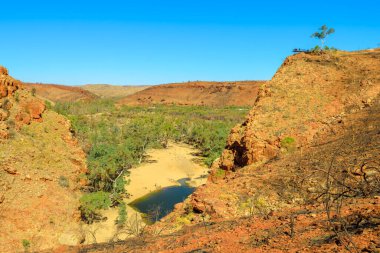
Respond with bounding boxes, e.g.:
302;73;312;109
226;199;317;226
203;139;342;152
218;49;380;171
0;66;22;99
0;65;46;137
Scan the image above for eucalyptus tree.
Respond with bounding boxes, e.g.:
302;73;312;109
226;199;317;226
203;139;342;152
311;25;335;47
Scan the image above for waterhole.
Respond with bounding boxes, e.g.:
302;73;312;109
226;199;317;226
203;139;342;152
129;178;194;223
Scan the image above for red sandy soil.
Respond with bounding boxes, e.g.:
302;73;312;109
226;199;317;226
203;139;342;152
24;83;98;102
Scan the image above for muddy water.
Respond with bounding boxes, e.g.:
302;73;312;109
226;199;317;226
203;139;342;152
82;142;209;244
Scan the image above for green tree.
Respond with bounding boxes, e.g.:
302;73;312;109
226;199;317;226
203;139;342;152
79;191;111;223
311;25;335;47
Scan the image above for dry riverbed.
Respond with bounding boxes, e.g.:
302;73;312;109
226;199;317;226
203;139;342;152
83;142;209;243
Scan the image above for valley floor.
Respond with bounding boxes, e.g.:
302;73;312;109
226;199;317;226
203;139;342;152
82;142;208;244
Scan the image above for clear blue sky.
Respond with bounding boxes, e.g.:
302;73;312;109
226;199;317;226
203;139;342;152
0;0;379;85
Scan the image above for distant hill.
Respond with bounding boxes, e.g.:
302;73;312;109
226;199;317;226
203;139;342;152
23;83;98;103
81;84;150;99
118;81;265;106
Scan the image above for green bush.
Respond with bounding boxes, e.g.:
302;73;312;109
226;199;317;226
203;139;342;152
14;91;19;103
215;168;226;178
45;100;52;110
79;191;111;223
281;137;296;152
22;239;30;252
116;202;127;226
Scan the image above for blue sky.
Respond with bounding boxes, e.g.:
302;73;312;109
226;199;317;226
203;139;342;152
0;1;379;85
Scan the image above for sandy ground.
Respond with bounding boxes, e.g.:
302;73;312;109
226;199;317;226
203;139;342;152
126;141;209;202
83;142;209;244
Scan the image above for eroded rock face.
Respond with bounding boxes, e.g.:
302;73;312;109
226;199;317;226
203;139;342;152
0;66;22;99
219;50;380;171
15;100;45;126
0;65;46;137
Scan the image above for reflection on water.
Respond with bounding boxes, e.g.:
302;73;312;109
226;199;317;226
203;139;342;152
129;178;194;223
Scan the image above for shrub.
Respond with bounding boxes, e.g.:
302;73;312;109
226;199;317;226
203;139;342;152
22;239;30;252
58;175;69;188
45;100;52;110
14;91;19;102
281;137;296;152
79;191;111;223
116;202;127;226
311;45;322;53
215;168;226;178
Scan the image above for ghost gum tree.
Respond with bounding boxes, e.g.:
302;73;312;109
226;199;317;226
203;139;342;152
311;25;335;48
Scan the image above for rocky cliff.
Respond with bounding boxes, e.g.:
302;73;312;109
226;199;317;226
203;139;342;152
0;67;45;139
219;49;380;171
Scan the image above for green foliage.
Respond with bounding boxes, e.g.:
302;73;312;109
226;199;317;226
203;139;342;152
22;239;30;252
54;101;247;222
311;45;338;54
55;102;247;174
116;202;127;226
311;25;335;47
14;91;19;102
45;100;52;110
215;168;226;178
281;137;296;152
31;87;36;97
281;137;295;145
311;45;321;53
323;46;337;52
79;191;111;223
54;99;115;116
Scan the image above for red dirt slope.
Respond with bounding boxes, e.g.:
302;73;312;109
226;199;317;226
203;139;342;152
118;81;265;106
24;83;98;103
0;67;88;252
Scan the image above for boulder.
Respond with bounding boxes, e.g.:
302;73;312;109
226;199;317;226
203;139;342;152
25;100;45;120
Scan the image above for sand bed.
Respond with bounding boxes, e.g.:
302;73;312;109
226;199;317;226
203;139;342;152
83;142;209;243
126;141;208;202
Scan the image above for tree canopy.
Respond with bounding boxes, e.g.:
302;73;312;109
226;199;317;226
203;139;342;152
311;25;335;47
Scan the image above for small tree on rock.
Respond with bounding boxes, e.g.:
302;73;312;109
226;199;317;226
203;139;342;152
311;25;335;48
